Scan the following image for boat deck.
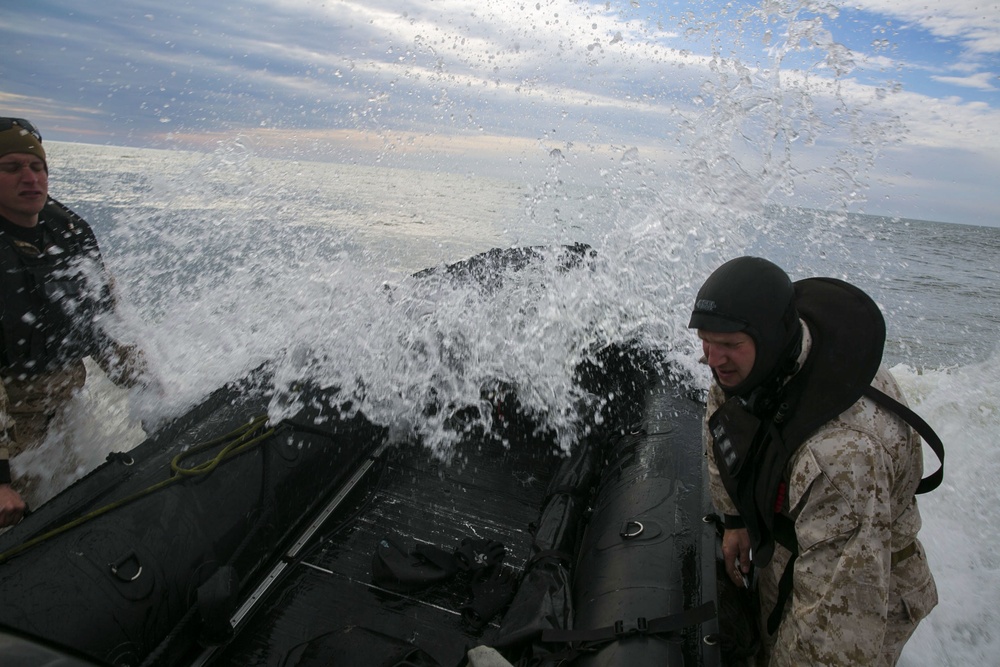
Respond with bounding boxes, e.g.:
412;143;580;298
202;428;563;666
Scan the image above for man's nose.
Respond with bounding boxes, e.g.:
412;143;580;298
21;166;44;182
704;344;721;365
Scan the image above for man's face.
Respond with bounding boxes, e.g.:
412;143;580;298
698;330;756;389
0;153;48;226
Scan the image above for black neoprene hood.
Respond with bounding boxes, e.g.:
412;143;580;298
689;256;800;395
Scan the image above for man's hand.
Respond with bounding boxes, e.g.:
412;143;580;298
722;527;752;588
0;484;26;527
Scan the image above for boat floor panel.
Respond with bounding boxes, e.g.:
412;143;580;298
208;434;563;667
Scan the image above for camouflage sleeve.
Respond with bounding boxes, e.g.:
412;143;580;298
703;385;739;517
0;381;12;446
771;425;892;666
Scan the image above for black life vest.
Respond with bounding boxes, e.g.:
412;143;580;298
0;199;114;376
709;277;943;568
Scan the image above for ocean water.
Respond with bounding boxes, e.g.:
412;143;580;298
19;139;1000;665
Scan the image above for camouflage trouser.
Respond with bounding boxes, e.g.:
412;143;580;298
1;362;87;502
757;541;938;667
879;541;938;665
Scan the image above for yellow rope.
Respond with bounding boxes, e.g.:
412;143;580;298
0;415;275;565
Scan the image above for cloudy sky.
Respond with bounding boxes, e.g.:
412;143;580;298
3;0;998;226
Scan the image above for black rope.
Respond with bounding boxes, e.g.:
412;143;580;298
0;416;274;564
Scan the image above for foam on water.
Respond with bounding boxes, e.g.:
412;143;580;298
892;355;1000;664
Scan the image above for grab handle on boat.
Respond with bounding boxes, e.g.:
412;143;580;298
620;520;644;539
109;551;143;582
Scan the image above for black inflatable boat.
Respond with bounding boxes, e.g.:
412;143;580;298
0;247;754;667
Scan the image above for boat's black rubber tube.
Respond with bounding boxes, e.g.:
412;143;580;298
568;374;721;666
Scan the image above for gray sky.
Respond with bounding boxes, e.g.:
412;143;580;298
3;0;998;226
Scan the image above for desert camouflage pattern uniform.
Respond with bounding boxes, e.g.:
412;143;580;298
704;353;938;666
2;363;89;504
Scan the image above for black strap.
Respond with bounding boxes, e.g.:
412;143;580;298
766;514;799;634
768;554;798;635
863;386;944;493
772;513;798;555
0;446;11;485
541;600;716;645
525;549;573;568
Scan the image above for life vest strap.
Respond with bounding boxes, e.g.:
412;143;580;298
862;385;944;494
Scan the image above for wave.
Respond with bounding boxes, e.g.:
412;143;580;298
892;353;1000;665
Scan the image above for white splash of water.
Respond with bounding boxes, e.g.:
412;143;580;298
892;354;1000;665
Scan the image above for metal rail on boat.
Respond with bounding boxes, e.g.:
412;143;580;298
190;441;391;667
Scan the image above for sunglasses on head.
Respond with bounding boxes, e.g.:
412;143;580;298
0;117;43;142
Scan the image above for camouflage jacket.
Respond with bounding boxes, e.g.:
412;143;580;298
704;352;937;665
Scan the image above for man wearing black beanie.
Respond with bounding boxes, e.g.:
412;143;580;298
0;118;149;525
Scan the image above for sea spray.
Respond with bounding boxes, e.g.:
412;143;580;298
892;354;1000;664
23;0;952;497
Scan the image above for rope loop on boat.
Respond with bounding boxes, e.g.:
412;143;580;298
0;416;275;565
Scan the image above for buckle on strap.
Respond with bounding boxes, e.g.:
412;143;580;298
614;617;649;637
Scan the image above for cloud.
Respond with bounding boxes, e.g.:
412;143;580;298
2;0;997;224
931;71;998;91
852;0;1000;56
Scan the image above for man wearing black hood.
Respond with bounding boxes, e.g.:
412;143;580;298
691;257;937;666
